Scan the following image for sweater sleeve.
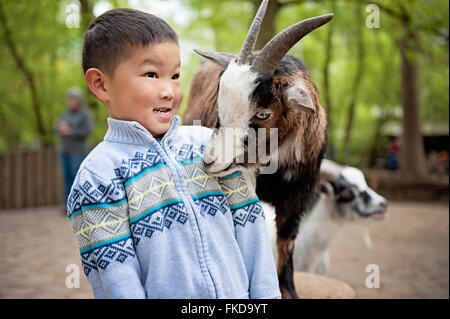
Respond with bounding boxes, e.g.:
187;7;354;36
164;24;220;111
67;167;146;298
218;171;281;299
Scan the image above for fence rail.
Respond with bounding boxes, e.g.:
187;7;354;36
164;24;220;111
0;146;64;210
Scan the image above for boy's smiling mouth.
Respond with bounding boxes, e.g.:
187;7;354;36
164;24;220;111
153;107;171;114
153;106;173;121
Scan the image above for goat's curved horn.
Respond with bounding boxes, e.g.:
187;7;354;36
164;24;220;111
237;0;269;65
251;14;333;76
193;49;236;68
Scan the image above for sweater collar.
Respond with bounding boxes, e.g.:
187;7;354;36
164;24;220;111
104;115;181;146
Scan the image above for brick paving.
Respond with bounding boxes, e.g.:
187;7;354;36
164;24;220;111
328;201;449;299
0;206;93;298
0;201;448;298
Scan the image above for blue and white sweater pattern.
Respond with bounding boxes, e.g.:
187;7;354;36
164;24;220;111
66;116;280;299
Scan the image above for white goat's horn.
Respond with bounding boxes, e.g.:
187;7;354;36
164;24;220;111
251;14;334;76
237;0;269;65
320;159;343;182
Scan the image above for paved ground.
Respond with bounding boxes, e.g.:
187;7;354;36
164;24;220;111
327;201;449;299
0;201;448;299
0;206;93;298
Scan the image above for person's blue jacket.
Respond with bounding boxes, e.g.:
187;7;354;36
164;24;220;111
66;115;281;299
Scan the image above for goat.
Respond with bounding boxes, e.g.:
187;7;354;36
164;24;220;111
265;160;388;275
183;0;333;298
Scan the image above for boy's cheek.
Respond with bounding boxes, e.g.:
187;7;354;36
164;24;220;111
176;91;183;108
174;87;183;106
133;88;156;108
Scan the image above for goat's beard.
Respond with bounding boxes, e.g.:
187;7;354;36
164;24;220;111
204;162;243;177
206;163;259;192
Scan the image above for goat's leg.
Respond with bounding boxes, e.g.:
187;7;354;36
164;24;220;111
276;237;298;298
275;209;302;299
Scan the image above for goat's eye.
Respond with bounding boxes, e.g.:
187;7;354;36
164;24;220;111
338;189;355;202
172;73;180;80
145;72;157;78
255;110;271;120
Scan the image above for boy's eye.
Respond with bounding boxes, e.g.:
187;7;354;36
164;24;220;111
145;72;157;78
172;73;180;80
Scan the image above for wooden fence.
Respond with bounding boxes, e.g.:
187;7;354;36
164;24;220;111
0;146;64;210
1;147;447;210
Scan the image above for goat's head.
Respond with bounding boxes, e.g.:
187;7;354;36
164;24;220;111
320;160;388;222
194;0;333;176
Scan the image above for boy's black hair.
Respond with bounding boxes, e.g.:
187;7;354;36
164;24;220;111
82;8;179;76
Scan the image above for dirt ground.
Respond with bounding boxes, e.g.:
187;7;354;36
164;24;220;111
327;201;449;299
0;201;448;299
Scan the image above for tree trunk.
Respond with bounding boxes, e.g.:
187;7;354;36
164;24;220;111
342;3;365;164
322;0;336;159
79;0;100;111
0;1;47;144
80;0;95;34
252;0;281;51
368;40;394;168
398;19;426;177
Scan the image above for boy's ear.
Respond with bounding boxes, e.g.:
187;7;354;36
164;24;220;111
85;68;110;103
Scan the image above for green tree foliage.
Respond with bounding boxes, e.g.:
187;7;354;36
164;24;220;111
0;0;448;170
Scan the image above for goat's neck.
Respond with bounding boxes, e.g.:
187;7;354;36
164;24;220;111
298;197;343;257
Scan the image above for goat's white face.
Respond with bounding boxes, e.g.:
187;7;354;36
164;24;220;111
322;167;388;222
202;58;320;177
203;61;259;176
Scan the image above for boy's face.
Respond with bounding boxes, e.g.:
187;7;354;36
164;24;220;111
104;41;183;139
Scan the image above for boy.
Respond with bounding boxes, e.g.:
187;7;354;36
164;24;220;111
67;8;280;299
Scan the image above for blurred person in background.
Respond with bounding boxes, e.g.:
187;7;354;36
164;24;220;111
55;87;93;211
387;136;401;170
437;150;448;174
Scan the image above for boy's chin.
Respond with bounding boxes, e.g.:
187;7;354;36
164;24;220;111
150;124;171;138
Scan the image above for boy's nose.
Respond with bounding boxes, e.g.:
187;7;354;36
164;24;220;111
160;85;175;101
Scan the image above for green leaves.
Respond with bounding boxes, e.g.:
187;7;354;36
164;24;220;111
0;0;448;166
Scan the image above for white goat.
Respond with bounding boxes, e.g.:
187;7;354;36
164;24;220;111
265;160;388;275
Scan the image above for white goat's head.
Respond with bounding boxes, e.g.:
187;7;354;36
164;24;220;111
194;0;333;176
320;160;388;221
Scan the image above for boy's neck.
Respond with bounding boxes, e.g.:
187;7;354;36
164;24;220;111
105;116;178;145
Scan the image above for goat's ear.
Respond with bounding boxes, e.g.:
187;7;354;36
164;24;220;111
319;181;335;198
283;80;315;115
194;49;235;68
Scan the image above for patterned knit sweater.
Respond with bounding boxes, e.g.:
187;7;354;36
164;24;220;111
66;115;280;299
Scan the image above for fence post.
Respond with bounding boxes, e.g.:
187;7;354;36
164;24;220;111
36;148;45;207
25;151;33;207
12;151;23;209
3;153;13;209
0;154;5;209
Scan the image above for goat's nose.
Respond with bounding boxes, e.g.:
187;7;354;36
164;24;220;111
378;199;388;210
203;154;218;168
